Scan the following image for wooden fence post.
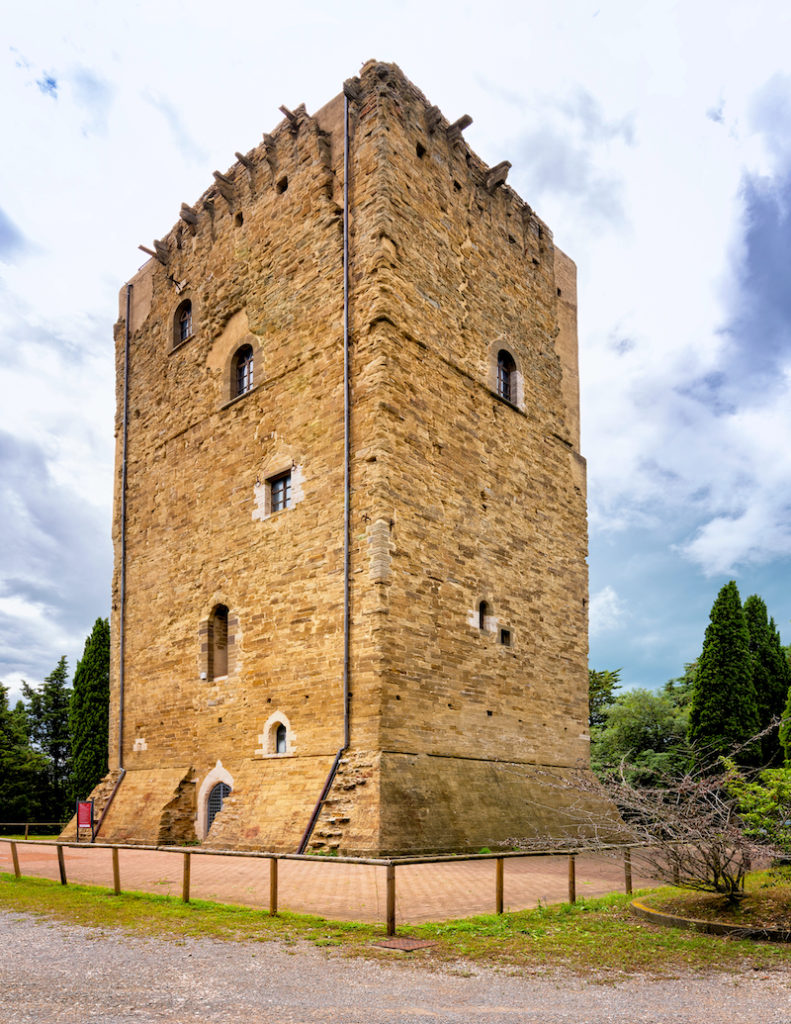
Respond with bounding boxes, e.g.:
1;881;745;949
567;854;576;904
385;864;396;937
624;847;632;895
112;848;121;895
24;824;29;840
182;851;191;903
495;857;504;915
57;845;67;886
269;857;278;915
10;841;20;879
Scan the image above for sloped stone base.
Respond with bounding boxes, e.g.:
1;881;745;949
204;754;343;852
81;767;196;846
313;751;621;856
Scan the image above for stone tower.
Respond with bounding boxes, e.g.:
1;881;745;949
90;61;603;855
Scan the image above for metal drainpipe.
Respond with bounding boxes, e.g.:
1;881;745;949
119;282;131;772
297;89;353;854
93;283;132;842
342;87;351;750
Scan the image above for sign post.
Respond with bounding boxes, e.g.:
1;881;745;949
76;800;94;842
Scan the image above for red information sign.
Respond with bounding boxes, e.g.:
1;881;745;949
77;801;93;829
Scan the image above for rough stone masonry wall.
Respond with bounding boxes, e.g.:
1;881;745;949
347;64;589;764
105;91;387;848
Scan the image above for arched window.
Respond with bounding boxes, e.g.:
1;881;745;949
233;344;254;397
275;723;287;754
478;601;489;630
209;604;229;679
174;299;193;347
207;781;231;832
497;350;516;403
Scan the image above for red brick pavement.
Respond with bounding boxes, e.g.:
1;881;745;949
0;842;660;925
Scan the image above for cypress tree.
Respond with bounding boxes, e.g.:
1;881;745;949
69;617;110;801
744;595;791;764
778;644;791;764
688;581;760;767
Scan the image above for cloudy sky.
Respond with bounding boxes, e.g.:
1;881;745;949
2;0;790;702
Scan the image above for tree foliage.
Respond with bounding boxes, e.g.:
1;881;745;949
590;684;690;787
588;668;621;728
69;617;110;801
743;596;791;765
21;656;73;820
724;759;791;856
0;684;48;820
688;581;761;767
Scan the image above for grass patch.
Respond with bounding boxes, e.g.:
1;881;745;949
1;873;790;978
645;867;791;931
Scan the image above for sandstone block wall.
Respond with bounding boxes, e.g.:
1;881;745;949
99;60;599;856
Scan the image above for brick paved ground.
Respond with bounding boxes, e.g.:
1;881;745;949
0;842;660;925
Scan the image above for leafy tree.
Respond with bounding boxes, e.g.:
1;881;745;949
591;687;690;787
588;668;621;728
70;617;110;800
662;661;697;710
688;581;760;768
22;656;72;820
743;596;791;764
0;684;48;821
724;759;791;857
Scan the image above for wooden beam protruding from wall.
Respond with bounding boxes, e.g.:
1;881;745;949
279;105;299;130
179;203;198;226
447;114;473;143
486;161;511;193
212;171;236;205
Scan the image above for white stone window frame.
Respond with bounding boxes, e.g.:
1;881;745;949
487;340;524;411
196;760;234;839
255;711;296;757
468;598;498;634
253;462;305;521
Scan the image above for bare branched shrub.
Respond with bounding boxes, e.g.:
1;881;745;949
507;741;785;905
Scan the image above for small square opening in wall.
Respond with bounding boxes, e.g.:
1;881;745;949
499;628;511;647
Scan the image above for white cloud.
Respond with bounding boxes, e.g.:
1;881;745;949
589;586;627;637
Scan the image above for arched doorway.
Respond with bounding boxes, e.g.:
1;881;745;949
206;781;231;832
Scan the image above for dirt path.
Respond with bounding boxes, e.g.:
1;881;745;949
2;911;790;1024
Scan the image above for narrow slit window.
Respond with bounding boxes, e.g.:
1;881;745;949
209;604;229;679
174;299;193;347
233;344;254;397
478;601;488;630
497;350;516;403
275;723;287;754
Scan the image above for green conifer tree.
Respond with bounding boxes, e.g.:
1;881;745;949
69;617;110;801
744;595;791;764
0;684;48;820
22;656;73;820
778;643;791;764
688;581;760;767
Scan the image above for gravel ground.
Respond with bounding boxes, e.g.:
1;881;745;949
2;911;791;1024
